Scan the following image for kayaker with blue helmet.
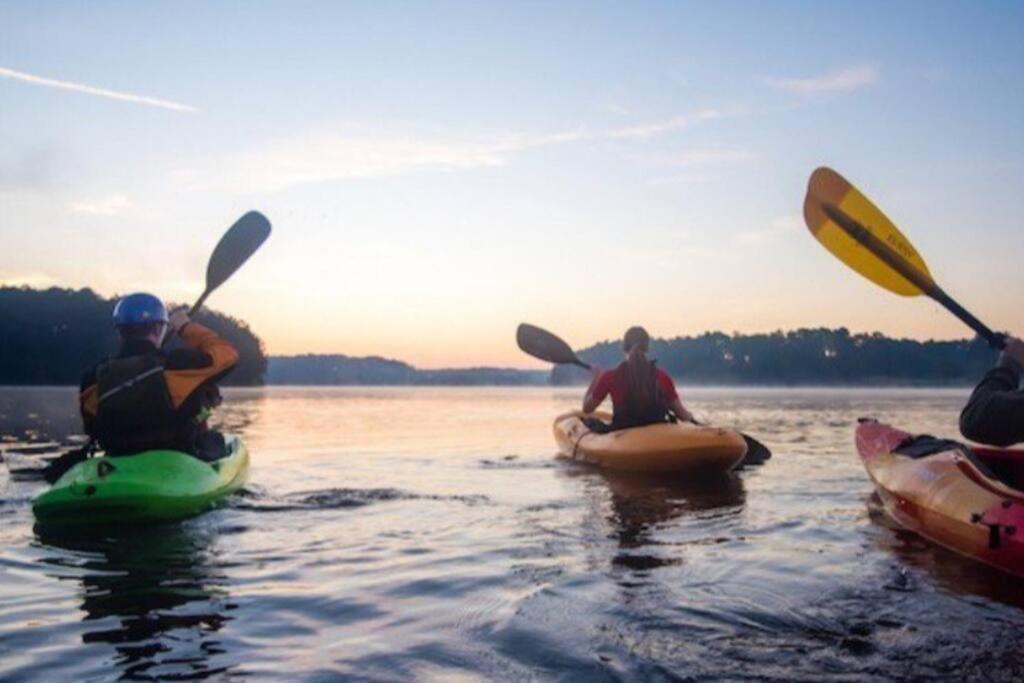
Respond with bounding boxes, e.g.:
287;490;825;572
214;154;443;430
960;336;1024;447
583;326;694;431
78;293;239;459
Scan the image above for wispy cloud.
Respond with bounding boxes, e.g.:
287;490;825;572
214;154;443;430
643;145;753;184
0;66;197;113
0;272;60;288
734;215;802;246
174;109;725;194
172;133;508;193
766;65;878;94
666;147;755;167
608;109;721;139
71;193;133;216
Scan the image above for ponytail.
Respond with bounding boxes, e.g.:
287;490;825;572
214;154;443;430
622;327;658;410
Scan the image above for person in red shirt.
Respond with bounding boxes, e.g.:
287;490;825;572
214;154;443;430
583;326;694;430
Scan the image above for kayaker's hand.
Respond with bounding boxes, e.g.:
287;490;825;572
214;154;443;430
1002;337;1024;368
589;365;602;381
168;307;191;335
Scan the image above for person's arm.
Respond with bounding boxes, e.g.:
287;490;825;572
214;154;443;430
163;310;240;409
960;337;1024;447
170;310;239;371
79;368;98;438
669;396;694;423
657;370;693;422
583;366;607;413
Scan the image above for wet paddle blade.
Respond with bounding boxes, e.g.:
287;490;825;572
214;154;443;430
739;434;771;467
206;211;272;295
516;323;589;368
191;211;272;314
804;167;933;297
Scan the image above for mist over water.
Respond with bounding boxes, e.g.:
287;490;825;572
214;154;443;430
2;386;1023;680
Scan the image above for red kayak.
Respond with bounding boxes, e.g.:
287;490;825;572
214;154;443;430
856;419;1024;578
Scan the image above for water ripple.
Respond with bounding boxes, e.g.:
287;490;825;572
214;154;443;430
2;386;1024;680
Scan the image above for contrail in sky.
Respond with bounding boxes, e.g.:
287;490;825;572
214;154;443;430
0;66;198;113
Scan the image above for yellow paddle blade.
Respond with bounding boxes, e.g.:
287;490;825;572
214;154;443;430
803;167;933;297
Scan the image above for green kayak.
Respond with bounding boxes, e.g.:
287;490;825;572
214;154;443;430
33;435;249;526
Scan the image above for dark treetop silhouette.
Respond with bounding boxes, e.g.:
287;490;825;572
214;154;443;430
0;286;267;386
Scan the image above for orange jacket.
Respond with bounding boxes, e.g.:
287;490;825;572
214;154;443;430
80;322;239;420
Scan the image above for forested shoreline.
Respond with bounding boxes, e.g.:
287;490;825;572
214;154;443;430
0;286;267;385
0;286;1000;386
551;329;998;386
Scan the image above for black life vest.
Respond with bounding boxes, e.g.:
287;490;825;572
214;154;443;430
610;360;672;430
94;352;181;455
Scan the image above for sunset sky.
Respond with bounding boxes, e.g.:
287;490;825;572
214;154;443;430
2;2;1022;368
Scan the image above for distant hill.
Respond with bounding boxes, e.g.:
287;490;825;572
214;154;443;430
0;286;268;385
0;286;1003;387
551;328;999;386
267;355;547;386
269;327;999;387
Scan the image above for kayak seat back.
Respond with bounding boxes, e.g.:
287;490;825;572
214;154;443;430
894;434;1006;485
893;434;964;459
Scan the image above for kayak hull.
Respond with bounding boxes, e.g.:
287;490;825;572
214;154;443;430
553;411;747;474
856;420;1024;578
33;435;249;526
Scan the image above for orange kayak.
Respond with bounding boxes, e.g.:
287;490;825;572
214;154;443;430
856;419;1024;578
553;411;747;474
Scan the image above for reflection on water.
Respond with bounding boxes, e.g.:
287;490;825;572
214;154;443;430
0;387;84;448
3;385;1024;680
35;524;235;680
579;469;746;571
865;494;1024;608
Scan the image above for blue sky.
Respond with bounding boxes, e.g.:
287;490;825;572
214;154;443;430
1;1;1022;366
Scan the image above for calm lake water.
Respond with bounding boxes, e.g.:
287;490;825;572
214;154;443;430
2;386;1023;681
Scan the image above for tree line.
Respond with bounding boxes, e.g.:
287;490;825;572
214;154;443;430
267;355;547;385
0;287;1001;386
0;286;267;385
551;328;998;385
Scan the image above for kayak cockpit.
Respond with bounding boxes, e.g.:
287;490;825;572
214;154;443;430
892;433;1024;496
971;447;1024;494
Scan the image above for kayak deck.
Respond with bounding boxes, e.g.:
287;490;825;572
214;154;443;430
554;411;747;474
33;435;249;526
856;419;1024;578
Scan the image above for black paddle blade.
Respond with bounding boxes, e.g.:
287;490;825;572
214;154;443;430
206;210;272;290
516;323;589;369
42;444;92;484
738;434;772;467
190;211;271;314
206;211;271;293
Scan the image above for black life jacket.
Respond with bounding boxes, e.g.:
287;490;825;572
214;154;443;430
610;360;672;431
94;352;182;455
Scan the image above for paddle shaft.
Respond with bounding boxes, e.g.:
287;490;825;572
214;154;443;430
823;204;1005;350
189;291;211;317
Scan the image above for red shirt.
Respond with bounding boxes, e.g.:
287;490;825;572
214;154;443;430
590;366;679;413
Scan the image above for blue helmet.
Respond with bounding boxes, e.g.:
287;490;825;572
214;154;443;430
112;293;169;327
